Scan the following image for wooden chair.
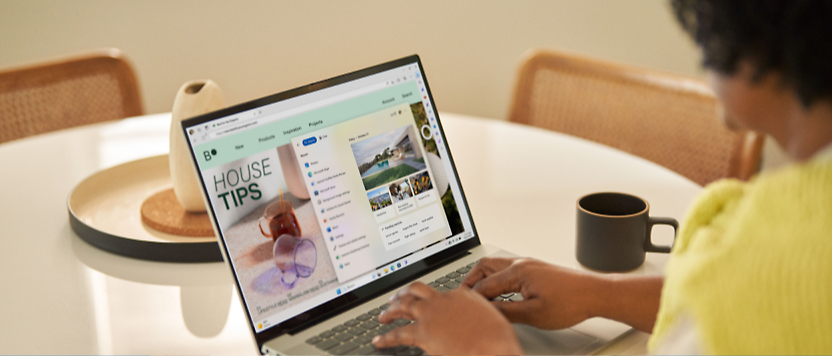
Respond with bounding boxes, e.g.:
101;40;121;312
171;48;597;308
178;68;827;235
508;49;764;187
0;48;143;144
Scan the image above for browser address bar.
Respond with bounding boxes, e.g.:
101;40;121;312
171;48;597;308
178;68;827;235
211;81;389;138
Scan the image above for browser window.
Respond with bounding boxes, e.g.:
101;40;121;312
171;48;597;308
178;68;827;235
184;62;474;333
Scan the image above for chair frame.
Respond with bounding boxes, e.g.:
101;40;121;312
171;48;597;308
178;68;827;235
508;49;764;185
0;48;143;143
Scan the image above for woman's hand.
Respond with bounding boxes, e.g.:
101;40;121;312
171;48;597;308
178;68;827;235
463;257;607;330
371;257;662;354
372;282;523;355
464;257;663;333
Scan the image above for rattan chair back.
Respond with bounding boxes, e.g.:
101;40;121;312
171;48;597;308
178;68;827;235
0;48;143;144
508;49;764;186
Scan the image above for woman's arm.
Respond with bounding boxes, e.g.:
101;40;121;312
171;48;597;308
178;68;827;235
372;257;664;354
599;274;664;333
466;257;663;333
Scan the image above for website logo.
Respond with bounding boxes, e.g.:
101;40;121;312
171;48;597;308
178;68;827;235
203;149;218;161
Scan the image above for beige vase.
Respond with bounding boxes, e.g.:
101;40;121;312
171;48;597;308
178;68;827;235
277;144;310;200
169;80;226;212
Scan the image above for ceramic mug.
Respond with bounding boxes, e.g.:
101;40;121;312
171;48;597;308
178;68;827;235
576;192;677;272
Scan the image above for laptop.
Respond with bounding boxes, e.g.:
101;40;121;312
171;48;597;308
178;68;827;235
181;55;618;355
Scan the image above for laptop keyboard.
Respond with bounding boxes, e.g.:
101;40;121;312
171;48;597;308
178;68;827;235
304;261;485;355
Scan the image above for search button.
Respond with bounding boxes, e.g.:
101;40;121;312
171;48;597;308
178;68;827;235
302;137;318;146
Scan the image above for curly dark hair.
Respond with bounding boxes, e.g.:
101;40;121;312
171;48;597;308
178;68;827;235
671;0;832;107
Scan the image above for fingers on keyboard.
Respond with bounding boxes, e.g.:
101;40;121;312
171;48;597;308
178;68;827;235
310;261;478;353
311;310;415;353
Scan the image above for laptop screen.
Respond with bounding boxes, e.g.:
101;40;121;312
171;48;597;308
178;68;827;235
181;56;479;340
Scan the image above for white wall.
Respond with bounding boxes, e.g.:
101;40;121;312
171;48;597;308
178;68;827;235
0;0;703;117
0;0;788;169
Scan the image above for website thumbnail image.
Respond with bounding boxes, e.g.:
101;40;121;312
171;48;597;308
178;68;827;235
200;101;464;330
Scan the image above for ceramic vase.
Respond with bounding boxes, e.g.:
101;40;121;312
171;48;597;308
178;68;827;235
169;80;226;212
277;144;310;200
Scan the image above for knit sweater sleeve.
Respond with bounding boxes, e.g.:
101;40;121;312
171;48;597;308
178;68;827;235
649;160;832;354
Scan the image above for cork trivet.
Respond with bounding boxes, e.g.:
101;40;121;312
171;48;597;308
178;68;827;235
141;188;214;237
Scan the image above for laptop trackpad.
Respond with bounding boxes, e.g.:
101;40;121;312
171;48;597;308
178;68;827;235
514;324;604;355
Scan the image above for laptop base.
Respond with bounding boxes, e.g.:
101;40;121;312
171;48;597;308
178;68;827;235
265;245;615;355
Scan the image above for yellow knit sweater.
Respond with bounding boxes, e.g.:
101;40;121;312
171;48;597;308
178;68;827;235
649;158;832;354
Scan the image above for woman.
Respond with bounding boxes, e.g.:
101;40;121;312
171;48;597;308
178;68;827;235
371;0;832;354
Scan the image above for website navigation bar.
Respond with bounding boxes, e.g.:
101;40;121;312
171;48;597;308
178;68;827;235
193;81;422;170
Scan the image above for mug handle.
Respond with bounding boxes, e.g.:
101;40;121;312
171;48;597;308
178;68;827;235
646;217;678;253
258;217;272;238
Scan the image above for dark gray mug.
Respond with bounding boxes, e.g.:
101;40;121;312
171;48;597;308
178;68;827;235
576;192;677;272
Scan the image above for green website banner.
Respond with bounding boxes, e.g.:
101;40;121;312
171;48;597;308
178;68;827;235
194;81;422;170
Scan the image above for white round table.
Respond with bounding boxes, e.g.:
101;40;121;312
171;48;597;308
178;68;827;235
0;113;701;354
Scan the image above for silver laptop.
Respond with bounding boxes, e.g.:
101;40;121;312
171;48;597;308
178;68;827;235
181;55;617;355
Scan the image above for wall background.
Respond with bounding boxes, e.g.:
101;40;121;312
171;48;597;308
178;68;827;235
0;0;788;169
